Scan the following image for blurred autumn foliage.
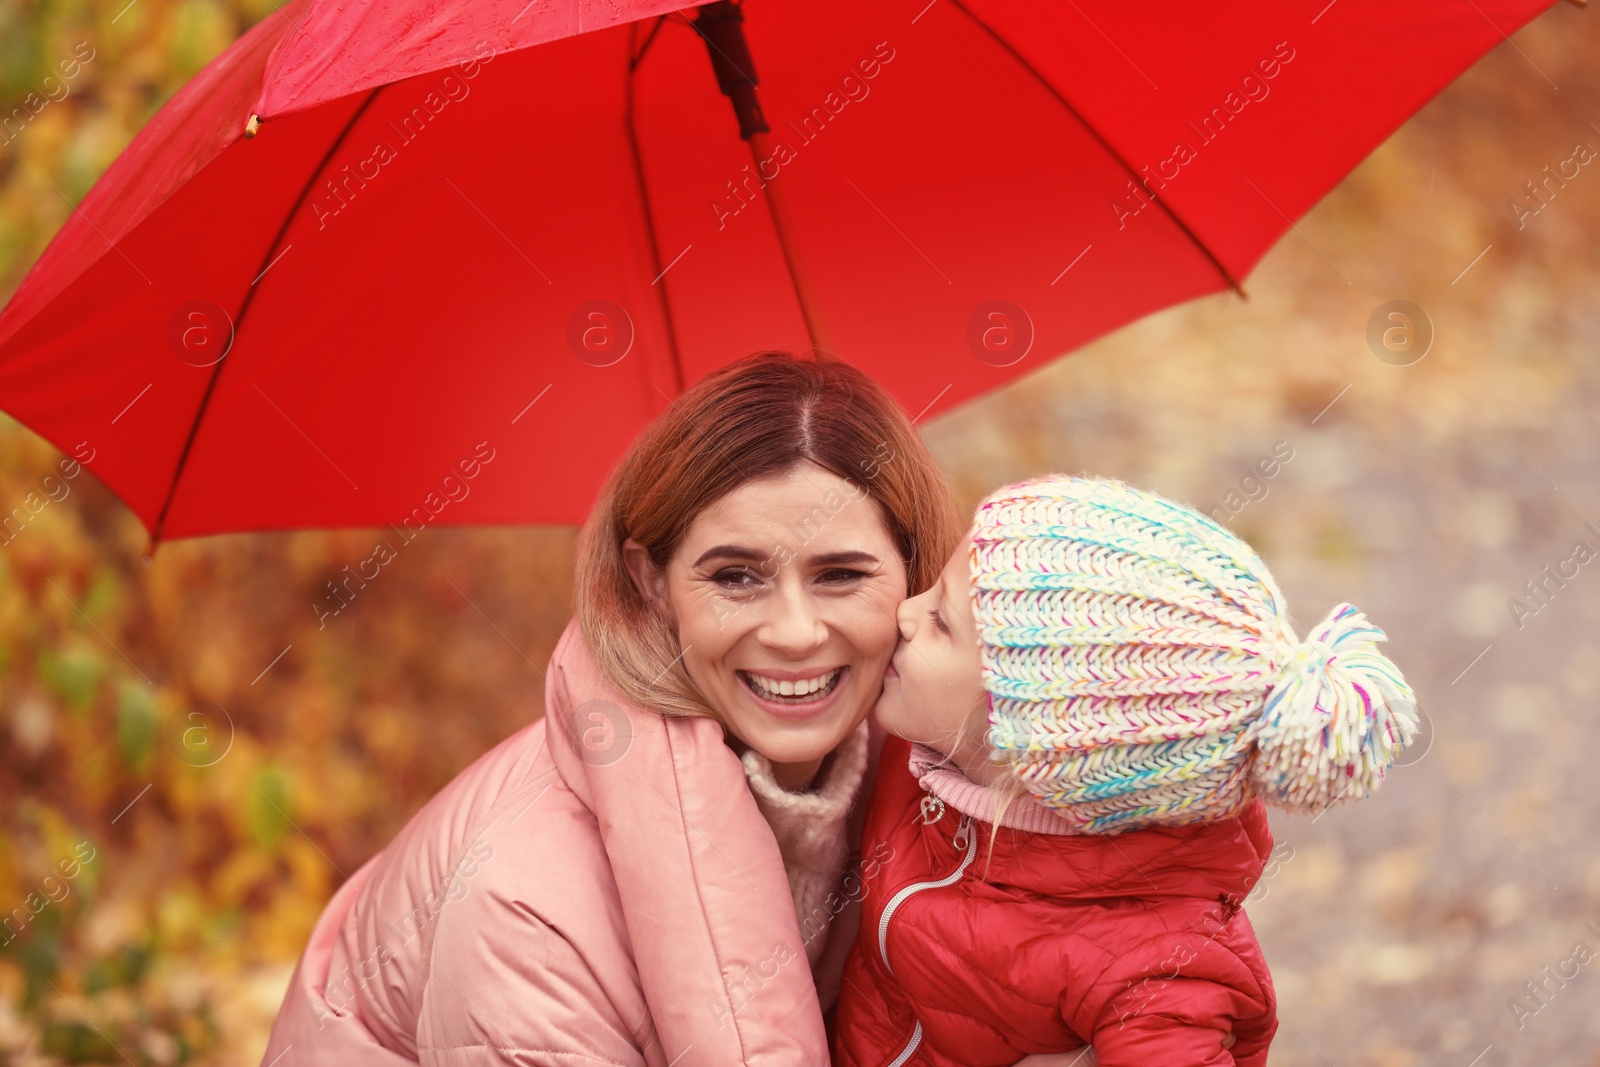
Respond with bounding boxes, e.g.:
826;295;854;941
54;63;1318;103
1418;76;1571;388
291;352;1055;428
1;8;577;1052
2;2;1599;1066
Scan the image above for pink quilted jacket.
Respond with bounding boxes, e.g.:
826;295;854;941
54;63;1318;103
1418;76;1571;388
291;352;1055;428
260;617;835;1066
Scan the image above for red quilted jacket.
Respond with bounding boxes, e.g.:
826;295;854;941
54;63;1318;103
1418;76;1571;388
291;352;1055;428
831;737;1278;1067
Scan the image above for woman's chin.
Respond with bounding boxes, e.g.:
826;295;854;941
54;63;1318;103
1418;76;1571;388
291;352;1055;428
738;705;869;770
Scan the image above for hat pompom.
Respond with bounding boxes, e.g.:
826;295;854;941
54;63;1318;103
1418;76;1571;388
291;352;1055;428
1250;603;1420;815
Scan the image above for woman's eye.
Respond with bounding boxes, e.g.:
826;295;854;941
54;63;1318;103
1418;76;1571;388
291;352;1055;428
712;568;758;589
818;568;867;584
929;609;950;635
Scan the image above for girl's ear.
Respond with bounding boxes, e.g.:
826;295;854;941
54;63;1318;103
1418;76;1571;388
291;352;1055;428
621;537;666;605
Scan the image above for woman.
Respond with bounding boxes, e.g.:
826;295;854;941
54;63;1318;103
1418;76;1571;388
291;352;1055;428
260;351;964;1066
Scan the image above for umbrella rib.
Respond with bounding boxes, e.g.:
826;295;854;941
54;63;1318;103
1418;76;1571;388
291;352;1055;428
630;12;668;71
943;0;1245;297
625;18;687;396
147;86;386;550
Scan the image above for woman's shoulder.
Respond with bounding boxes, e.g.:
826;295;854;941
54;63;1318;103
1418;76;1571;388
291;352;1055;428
260;693;586;1057
365;714;560;889
358;617;610;908
274;622;631;1052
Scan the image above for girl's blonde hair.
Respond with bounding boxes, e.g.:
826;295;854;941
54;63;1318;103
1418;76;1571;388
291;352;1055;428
923;693;1032;880
982;771;1033;879
573;350;964;722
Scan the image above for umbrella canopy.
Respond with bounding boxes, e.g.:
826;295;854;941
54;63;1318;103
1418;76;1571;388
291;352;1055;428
0;0;1557;544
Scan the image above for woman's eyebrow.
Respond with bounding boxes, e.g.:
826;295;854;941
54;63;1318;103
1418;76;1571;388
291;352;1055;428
692;544;767;567
691;545;882;568
809;550;881;567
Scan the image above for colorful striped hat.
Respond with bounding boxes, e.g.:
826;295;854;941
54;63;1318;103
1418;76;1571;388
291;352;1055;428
970;473;1419;834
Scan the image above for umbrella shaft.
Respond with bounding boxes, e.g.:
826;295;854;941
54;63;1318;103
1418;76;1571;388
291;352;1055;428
748;131;834;358
698;1;833;357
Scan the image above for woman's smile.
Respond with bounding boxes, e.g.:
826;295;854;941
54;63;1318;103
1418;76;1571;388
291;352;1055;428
737;665;850;720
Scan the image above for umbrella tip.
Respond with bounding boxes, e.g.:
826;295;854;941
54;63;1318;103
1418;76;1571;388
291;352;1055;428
244;114;261;138
142;535;159;562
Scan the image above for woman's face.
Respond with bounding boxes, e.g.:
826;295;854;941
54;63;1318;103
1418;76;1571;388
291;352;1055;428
624;462;907;790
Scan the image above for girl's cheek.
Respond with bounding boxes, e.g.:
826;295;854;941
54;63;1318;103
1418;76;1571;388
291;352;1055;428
897;675;930;720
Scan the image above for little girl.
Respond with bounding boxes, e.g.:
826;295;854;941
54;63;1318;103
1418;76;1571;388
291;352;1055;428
831;474;1419;1067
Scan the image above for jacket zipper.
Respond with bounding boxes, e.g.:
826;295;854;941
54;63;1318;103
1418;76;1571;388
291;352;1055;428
876;811;976;1067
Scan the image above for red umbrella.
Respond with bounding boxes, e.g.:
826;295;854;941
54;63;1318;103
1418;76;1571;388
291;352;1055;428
0;0;1560;546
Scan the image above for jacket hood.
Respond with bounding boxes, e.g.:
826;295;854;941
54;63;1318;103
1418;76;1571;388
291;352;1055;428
544;619;831;1066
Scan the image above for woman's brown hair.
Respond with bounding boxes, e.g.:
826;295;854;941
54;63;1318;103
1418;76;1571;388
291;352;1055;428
574;350;964;722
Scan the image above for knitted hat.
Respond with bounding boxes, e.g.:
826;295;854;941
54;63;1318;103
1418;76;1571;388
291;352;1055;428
969;473;1419;834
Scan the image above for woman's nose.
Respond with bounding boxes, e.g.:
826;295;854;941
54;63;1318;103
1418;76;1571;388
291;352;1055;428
758;583;827;654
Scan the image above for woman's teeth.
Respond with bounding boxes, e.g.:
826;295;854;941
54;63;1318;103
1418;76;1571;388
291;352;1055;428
742;668;844;702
